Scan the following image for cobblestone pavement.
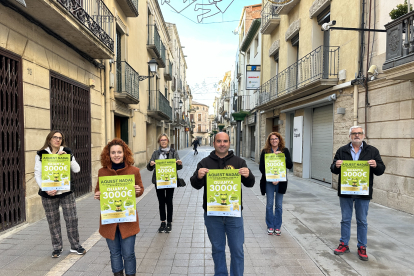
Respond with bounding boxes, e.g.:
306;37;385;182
0;146;413;276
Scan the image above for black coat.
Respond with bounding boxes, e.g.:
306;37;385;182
259;148;293;195
190;150;255;212
330;141;385;199
147;148;183;185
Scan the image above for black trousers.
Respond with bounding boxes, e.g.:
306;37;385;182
156;188;174;222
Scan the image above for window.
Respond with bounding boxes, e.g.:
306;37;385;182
198;124;201;132
198;114;202;121
254;35;259;57
190;114;194;122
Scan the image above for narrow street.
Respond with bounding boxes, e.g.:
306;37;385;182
0;146;412;276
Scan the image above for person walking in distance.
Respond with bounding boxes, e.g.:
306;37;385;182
34;130;86;258
94;138;144;276
190;132;255;276
259;132;293;236
147;134;183;233
192;138;200;155
330;126;385;261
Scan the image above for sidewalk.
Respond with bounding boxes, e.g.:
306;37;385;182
0;146;412;275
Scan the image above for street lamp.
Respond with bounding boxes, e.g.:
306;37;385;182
138;58;159;81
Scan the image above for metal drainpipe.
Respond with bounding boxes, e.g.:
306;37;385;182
364;0;372;138
105;60;111;143
236;120;241;157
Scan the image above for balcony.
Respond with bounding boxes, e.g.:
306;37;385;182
275;0;300;15
260;2;280;34
177;79;183;92
164;60;173;81
256;45;339;108
157;42;166;68
147;24;161;58
116;0;138;17
383;11;414;80
115;61;139;104
148;90;172;121
6;0;114;58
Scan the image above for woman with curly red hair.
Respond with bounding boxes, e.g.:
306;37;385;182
94;138;144;276
259;132;293;236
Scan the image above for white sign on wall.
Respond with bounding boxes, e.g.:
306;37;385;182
246;65;261;90
292;116;303;163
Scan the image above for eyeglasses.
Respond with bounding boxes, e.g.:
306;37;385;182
52;136;63;140
159;139;168;142
351;132;363;136
270;138;279;141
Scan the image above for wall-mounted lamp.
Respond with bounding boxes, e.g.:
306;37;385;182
367;65;378;81
138;59;159;81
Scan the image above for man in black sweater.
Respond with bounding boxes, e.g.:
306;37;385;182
330;126;385;261
190;132;255;276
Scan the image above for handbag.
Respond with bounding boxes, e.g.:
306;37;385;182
177;177;186;187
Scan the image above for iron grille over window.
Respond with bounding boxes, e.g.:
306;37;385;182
50;72;92;198
0;49;25;232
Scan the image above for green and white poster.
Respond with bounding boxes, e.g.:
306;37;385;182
265;153;287;182
99;175;136;225
206;169;241;217
155;159;177;189
41;154;71;191
340;161;370;195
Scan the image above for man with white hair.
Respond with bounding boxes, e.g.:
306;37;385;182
330;126;385;261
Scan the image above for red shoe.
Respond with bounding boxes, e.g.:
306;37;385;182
358;246;368;261
334;242;350;255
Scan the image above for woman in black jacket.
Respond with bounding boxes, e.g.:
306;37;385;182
259;132;293;236
147;133;182;233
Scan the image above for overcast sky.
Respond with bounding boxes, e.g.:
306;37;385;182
159;0;261;113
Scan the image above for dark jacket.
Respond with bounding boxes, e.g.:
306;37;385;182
95;164;144;240
147;148;183;185
259;148;293;195
37;147;75;199
190;150;255;212
330;141;385;199
192;140;200;148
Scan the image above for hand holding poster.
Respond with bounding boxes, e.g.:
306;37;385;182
155;159;177;189
206;169;241;217
340;161;370;195
99;175;137;225
41;154;71;191
265;153;287;182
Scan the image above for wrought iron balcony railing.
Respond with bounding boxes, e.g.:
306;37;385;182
147;24;161;58
158;41;166;68
115;61;139;104
164;60;172;81
260;2;280;34
148;90;172;121
383;10;414;71
257;46;340;106
57;0;114;51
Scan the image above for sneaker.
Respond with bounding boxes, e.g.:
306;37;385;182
358;246;368;261
274;229;281;236
51;249;62;258
334;242;350;255
267;228;274;235
165;222;172;233
158;222;166;233
70;246;86;255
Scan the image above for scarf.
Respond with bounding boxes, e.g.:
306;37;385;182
112;162;125;171
159;147;170;160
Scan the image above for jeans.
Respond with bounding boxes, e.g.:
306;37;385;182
106;226;136;274
339;197;370;248
265;182;284;229
204;213;244;276
156;188;174;222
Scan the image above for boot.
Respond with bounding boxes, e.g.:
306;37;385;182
126;274;136;276
158;221;166;233
114;270;124;276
